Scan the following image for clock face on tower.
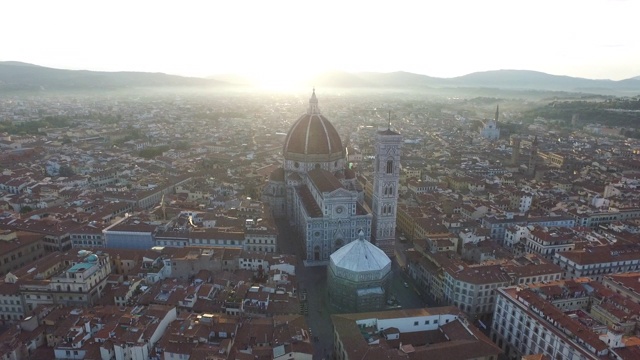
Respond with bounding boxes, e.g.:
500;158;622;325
336;206;344;214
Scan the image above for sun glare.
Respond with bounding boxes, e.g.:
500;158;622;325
250;67;316;92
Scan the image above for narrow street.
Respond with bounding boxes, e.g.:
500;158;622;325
277;219;333;359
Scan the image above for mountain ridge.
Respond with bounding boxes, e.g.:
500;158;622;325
0;61;227;91
2;61;639;94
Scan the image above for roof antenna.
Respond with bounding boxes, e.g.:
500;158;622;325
388;111;391;130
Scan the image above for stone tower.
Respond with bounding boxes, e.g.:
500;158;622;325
511;136;521;166
371;123;402;256
528;136;539;177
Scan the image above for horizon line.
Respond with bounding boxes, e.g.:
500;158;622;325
1;60;638;82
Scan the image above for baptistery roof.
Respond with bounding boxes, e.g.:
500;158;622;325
330;231;391;274
283;90;343;161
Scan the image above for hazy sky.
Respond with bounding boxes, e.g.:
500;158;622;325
2;0;638;85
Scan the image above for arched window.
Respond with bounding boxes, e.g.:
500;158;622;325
386;160;393;174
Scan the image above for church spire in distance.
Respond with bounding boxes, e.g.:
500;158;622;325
308;88;319;115
495;104;499;122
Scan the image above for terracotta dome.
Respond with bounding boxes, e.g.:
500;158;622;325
283;90;343;161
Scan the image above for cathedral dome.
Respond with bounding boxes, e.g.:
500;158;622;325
283;90;344;162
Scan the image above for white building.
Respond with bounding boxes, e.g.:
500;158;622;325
504;225;530;252
511;191;533;213
0;283;24;324
332;306;502;360
492;286;615;360
479;105;501;141
525;226;576;260
98;305;177;360
244;220;278;253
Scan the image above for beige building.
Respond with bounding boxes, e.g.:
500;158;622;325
0;230;46;276
602;272;640;304
244;218;278;253
4;250;112;312
443;264;512;321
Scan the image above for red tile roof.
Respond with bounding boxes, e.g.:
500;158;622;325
296;185;322;218
283;113;342;157
308;168;344;193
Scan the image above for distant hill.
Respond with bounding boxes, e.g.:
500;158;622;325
3;61;640;94
448;70;617;92
357;71;444;88
0;62;227;91
305;69;640;94
207;73;253;86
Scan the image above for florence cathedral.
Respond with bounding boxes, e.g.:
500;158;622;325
262;90;401;266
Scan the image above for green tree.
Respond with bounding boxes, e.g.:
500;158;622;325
139;146;170;159
59;165;76;177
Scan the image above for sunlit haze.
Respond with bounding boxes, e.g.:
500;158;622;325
2;0;639;88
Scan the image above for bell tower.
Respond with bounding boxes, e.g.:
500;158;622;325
371;117;402;256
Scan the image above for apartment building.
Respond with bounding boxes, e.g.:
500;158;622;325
4;250;112;312
602;272;640;304
554;244;640;281
492;287;613;360
0;230;46;276
525;226;577;260
483;214;575;242
443;264;512;320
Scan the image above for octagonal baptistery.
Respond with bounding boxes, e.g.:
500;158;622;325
282;90;346;175
328;230;392;312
